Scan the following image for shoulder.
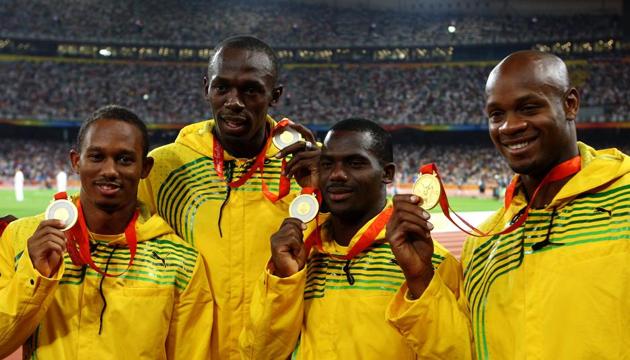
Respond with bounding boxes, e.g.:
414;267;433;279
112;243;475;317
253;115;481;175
2;213;45;252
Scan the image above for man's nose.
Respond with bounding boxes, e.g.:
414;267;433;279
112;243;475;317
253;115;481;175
225;89;245;111
499;111;527;135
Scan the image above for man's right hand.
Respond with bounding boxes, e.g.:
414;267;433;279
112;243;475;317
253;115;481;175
270;218;308;278
27;219;67;278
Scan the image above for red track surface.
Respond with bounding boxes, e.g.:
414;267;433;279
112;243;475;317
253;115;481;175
433;231;467;259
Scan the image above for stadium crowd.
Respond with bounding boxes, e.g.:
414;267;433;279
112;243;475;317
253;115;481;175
1;59;628;125
0;0;621;47
3;138;627;190
0;138;510;189
0;140;74;187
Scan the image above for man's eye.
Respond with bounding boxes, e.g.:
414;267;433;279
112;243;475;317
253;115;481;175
521;105;540;113
488;111;504;122
87;154;103;161
118;156;134;164
320;161;332;169
212;85;228;93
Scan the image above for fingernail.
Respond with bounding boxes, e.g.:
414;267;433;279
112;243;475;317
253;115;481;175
301;223;307;230
428;222;434;230
410;195;419;202
422;211;429;219
274;153;282;158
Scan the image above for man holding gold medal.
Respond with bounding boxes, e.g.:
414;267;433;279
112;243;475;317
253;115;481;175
138;35;319;359
240;118;473;359
0;105;213;359
401;51;630;359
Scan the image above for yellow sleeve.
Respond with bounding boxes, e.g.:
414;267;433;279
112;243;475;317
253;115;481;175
0;223;63;359
239;264;305;360
138;177;157;214
386;253;474;359
166;253;214;360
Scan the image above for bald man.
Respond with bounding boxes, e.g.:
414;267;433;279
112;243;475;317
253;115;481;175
456;51;630;358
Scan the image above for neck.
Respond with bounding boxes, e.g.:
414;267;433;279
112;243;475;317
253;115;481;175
214;124;268;159
331;199;386;246
521;151;580;208
81;197;137;235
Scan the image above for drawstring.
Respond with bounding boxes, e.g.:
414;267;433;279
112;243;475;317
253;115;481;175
218;161;234;238
98;245;118;335
343;259;355;285
532;208;563;251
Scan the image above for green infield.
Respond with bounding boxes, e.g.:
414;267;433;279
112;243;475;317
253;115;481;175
0;189;503;219
1;189;60;218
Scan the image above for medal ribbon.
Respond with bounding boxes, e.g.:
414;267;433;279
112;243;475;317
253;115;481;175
212;119;292;203
419;155;581;237
305;206;393;260
54;192;139;277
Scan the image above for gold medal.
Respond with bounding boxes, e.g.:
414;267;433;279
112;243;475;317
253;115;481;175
412;172;441;209
45;199;78;231
273;127;302;150
289;194;319;223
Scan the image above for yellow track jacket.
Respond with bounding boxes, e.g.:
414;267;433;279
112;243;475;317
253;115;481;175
139;117;300;360
461;143;630;359
0;200;213;359
240;206;474;359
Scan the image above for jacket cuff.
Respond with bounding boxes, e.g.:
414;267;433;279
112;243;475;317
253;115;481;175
387;271;443;325
263;264;306;292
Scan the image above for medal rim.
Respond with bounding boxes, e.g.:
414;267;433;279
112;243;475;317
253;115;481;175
289;194;319;223
412;173;441;210
45;199;78;231
272;127;302;150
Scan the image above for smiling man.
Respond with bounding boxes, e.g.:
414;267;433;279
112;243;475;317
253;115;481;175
138;36;317;359
459;51;630;359
240;119;472;359
0;105;213;359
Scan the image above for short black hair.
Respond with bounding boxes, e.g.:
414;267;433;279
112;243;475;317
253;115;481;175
77;105;149;157
209;35;279;84
329;118;393;164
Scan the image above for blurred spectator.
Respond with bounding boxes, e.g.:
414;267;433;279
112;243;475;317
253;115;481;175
0;59;628;125
0;0;621;47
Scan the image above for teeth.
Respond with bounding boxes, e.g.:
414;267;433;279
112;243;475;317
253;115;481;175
508;142;528;150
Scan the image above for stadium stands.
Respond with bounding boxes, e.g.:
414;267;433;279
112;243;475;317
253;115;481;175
1;59;628;125
0;0;621;47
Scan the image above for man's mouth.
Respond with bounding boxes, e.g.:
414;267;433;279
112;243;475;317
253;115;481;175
507;141;529;150
502;136;537;155
94;182;121;196
221;116;248;130
326;186;354;201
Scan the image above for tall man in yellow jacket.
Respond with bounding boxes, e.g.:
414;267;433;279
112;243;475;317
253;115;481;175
240;118;473;359
0;105;213;359
420;51;629;359
138;35;318;359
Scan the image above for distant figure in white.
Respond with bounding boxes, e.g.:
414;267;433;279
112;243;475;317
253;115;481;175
14;168;24;202
56;170;67;193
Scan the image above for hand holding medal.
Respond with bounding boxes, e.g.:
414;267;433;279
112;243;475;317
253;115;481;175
386;195;436;299
272;118;321;189
38;192;139;277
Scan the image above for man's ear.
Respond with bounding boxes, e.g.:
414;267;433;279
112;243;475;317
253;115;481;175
70;149;80;174
382;162;396;185
269;86;283;107
141;156;154;179
564;87;580;122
